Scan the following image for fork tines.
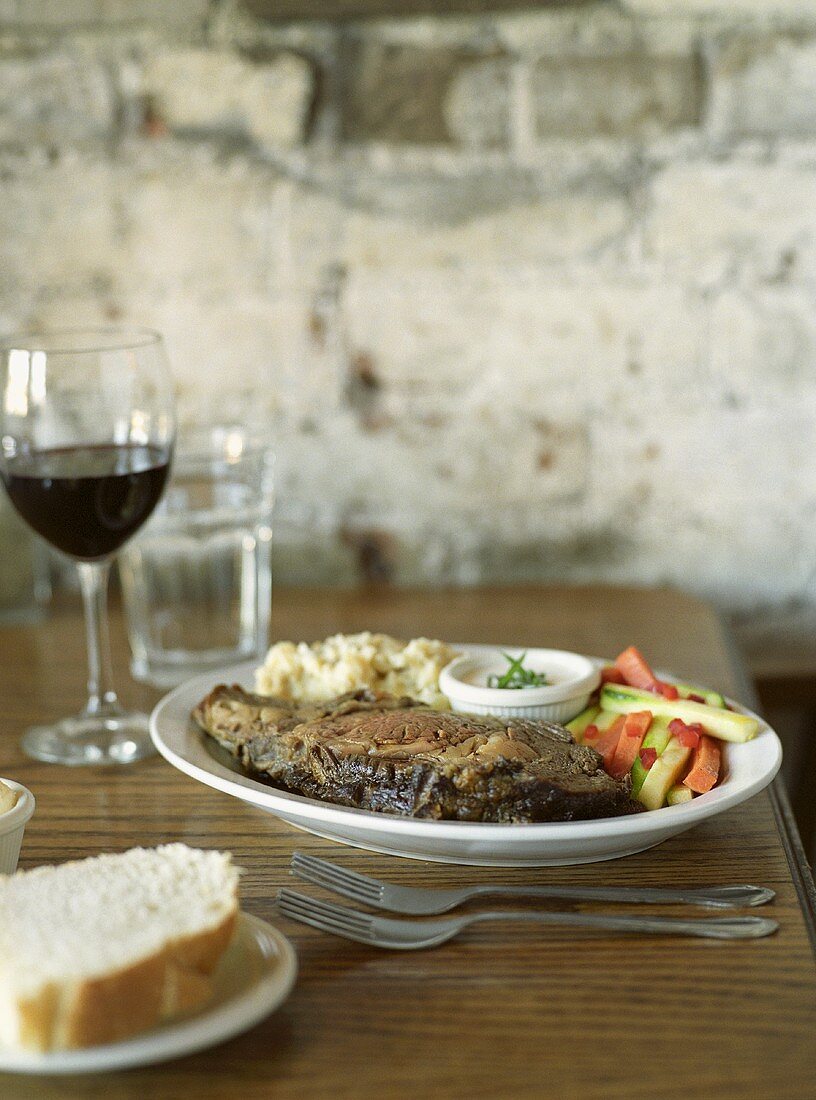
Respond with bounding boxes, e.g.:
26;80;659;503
290;851;383;906
277;887;377;941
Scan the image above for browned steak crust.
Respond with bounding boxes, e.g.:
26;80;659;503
193;686;641;823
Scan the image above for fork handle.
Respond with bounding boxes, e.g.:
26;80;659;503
460;910;778;940
465;884;774;910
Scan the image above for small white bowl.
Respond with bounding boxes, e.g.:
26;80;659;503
439;648;601;724
0;779;35;875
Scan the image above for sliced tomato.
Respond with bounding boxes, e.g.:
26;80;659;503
607;711;653;779
683;734;721;794
639;747;657;770
658;682;680;700
669;719;703;748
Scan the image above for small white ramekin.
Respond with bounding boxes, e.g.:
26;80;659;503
0;779;35;875
439;649;601;725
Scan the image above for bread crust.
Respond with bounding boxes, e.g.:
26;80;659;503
16;908;237;1052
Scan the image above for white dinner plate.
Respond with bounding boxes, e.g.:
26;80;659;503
0;912;297;1075
150;652;783;868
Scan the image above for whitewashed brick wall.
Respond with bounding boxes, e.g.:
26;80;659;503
0;0;815;658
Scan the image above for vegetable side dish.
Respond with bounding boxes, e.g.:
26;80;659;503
566;646;758;811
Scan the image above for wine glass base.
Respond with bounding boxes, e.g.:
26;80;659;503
21;712;156;766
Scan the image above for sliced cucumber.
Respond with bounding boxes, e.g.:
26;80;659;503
629;717;671;796
672;682;726;708
630;758;648;798
600;684;758;743
565;705;600;742
595;709;623;731
638;736;693;811
667;784;694;805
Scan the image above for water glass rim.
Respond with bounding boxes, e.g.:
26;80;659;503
0;326;164;355
174;425;275;470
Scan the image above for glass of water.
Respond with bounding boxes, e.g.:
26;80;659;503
119;426;274;687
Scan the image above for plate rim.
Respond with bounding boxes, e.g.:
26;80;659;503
0;911;297;1075
149;651;783;843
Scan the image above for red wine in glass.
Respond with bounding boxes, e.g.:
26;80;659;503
0;327;176;766
3;444;170;560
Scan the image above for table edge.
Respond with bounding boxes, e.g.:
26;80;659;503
721;611;816;958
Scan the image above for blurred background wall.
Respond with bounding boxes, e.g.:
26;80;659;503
0;0;814;666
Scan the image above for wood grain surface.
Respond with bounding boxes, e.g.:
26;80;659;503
2;585;816;1099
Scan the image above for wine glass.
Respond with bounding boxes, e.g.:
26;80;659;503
0;328;175;765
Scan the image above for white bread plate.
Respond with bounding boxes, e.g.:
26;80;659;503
0;911;296;1074
150;646;782;867
0;779;35;874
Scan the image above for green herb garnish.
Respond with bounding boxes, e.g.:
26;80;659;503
487;651;548;690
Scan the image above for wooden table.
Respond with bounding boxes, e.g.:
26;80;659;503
4;585;816;1099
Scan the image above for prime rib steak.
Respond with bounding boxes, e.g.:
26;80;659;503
193;687;641;823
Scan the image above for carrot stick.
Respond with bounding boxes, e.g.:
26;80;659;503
584;715;626;770
614;645;678;700
607;711;653;779
615;646;655;689
682;734;721;794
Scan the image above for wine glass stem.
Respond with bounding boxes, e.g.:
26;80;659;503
77;560;121;717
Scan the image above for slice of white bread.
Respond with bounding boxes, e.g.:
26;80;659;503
0;844;239;1053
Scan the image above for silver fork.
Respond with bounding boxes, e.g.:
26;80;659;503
277;888;778;949
289;851;775;915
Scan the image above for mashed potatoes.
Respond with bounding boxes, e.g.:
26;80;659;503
254;632;458;708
